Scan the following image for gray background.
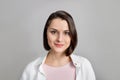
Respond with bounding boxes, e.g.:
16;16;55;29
0;0;120;80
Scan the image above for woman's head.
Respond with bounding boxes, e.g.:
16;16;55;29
43;10;77;56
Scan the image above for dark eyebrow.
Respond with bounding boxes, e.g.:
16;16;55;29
49;28;70;31
64;30;70;32
49;28;57;31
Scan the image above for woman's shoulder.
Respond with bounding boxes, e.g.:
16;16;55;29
71;54;96;80
71;54;92;66
23;56;45;72
71;54;90;61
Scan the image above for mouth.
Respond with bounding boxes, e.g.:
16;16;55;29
54;43;64;48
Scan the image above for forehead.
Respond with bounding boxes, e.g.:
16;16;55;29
48;18;69;30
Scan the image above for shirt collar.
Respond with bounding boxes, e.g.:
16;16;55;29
38;54;81;73
70;54;81;67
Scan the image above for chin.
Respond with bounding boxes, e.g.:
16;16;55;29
53;48;66;53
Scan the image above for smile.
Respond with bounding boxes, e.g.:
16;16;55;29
54;43;64;48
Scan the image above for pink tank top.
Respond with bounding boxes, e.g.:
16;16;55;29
43;62;76;80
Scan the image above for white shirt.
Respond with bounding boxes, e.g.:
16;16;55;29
20;54;96;80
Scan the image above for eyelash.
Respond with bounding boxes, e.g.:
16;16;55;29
50;31;57;34
64;32;70;35
50;31;70;35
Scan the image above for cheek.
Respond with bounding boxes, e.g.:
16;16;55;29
47;36;52;48
47;34;52;44
47;34;55;45
66;37;71;45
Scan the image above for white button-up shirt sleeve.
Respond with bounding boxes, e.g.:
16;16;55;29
71;54;96;80
20;63;35;80
20;58;42;80
20;64;31;80
82;58;96;80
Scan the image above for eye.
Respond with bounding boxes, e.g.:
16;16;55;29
64;31;70;35
50;30;57;34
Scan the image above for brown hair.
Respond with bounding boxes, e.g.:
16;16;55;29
43;10;78;56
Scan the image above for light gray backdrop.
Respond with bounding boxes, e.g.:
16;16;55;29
0;0;120;80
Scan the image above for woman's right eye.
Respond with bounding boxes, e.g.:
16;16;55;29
50;31;56;34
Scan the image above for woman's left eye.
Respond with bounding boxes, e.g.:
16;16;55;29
64;31;70;35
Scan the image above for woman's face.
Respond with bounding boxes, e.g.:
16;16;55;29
47;18;71;54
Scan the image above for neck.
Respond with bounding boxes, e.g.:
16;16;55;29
45;50;71;67
48;51;68;61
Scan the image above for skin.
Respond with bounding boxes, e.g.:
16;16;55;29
45;18;72;67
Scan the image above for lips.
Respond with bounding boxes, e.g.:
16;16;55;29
54;43;64;48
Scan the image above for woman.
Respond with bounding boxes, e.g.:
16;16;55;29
20;10;96;80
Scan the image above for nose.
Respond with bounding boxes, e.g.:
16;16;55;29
57;33;63;42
